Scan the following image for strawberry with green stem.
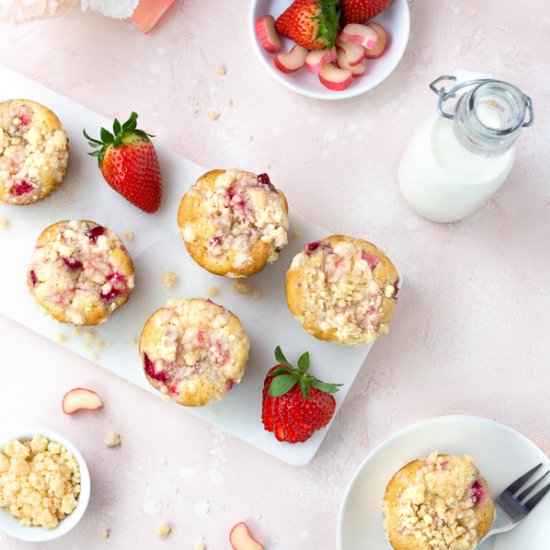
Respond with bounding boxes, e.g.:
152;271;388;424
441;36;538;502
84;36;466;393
83;112;162;213
262;346;342;443
275;0;341;51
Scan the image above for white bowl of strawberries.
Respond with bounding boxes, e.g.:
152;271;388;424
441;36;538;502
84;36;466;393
250;0;410;100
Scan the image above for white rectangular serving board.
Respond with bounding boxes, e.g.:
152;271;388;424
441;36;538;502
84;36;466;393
0;66;375;465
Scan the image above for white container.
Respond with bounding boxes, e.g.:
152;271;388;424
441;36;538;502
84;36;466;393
0;429;91;542
399;76;533;223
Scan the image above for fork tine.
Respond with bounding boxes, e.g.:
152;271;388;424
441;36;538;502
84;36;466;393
523;481;550;512
505;464;543;494
517;471;550;501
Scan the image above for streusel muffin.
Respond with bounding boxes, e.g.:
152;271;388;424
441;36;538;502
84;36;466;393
177;169;289;277
0;99;69;205
382;452;494;550
139;297;250;406
286;235;399;346
27;220;134;326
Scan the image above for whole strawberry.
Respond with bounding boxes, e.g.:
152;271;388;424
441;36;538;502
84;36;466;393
341;0;393;25
261;346;342;443
84;112;162;213
275;0;340;50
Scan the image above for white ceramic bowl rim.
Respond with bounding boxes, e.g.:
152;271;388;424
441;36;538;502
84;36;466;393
0;428;91;543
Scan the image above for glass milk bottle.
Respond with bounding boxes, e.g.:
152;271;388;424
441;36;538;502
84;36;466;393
399;75;534;223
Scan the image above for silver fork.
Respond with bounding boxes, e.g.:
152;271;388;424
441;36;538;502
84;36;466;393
478;463;550;546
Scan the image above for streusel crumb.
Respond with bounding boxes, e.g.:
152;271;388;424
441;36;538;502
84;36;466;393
0;436;80;529
99;529;110;540
55;332;68;343
104;432;121;448
205;286;219;297
231;280;250;294
215;65;226;76
162;271;177;289
123;230;134;242
208;111;219;121
156;522;171;537
195;538;207;550
0;217;9;229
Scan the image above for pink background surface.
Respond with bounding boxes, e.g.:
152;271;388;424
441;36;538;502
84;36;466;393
1;0;550;548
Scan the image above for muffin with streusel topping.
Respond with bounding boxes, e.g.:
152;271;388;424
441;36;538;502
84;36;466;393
27;220;134;325
286;235;399;346
177;169;289;278
382;452;494;550
139;297;250;406
0;99;69;205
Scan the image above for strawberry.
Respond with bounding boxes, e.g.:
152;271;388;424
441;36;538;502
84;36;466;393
340;0;393;25
261;346;342;444
275;0;340;51
83;112;162;213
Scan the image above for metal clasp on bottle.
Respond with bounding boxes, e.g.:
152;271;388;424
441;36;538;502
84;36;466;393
429;75;534;127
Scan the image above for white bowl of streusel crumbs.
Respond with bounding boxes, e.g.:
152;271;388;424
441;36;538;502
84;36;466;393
0;430;90;542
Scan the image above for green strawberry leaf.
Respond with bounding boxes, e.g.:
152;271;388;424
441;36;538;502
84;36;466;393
113;118;121;135
300;377;310;399
267;367;292;378
297;351;310;373
100;127;113;144
274;346;293;369
269;374;298;397
311;380;343;394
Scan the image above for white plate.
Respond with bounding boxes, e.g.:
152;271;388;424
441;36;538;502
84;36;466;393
249;0;410;100
0;66;398;466
0;429;91;542
337;415;550;550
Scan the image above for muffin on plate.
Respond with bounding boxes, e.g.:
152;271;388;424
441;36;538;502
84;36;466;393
286;235;399;346
382;451;494;550
139;297;250;406
177;169;289;277
27;220;134;326
0;99;69;205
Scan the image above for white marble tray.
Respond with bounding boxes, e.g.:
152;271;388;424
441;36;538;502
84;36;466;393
0;66;384;465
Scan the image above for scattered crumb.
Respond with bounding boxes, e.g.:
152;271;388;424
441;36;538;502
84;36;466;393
156;522;171;538
214;65;226;76
231;280;251;295
95;340;105;350
162;271;177;288
99;529;110;540
130;337;137;346
124;230;134;242
104;432;121;448
90;352;100;362
208;111;219;121
291;229;302;238
205;286;219;297
84;331;95;343
55;333;68;344
0;217;9;229
73;327;83;337
160;394;171;403
251;289;262;300
195;538;207;550
226;98;233;108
